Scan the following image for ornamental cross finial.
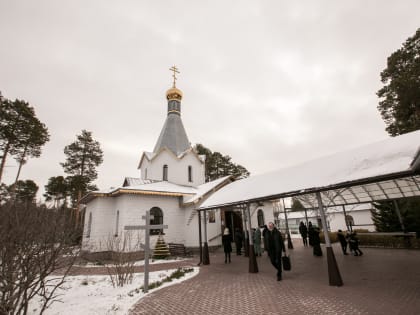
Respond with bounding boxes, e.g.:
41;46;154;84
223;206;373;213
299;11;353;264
169;65;180;88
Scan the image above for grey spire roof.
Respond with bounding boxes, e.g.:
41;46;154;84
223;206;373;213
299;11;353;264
153;102;191;156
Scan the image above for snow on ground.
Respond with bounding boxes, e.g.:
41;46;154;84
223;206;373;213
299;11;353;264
74;257;187;268
29;267;199;315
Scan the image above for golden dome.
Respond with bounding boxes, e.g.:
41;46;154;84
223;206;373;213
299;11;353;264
166;87;183;101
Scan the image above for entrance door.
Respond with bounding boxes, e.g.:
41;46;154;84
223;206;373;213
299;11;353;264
224;210;243;239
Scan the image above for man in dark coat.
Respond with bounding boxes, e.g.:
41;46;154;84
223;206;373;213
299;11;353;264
267;222;286;281
234;228;243;255
299;221;308;247
262;225;269;256
337;229;348;255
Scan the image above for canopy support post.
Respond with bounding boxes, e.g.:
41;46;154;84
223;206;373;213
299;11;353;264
282;199;294;249
246;203;258;273
316;192;343;287
202;210;210;265
198;210;202;265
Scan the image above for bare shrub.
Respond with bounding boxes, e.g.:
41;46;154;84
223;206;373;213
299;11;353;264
105;231;143;287
0;202;80;315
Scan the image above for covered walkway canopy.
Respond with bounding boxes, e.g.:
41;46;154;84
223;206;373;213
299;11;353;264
200;130;420;210
197;130;420;286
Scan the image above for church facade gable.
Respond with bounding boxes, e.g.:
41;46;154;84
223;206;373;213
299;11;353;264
139;148;205;186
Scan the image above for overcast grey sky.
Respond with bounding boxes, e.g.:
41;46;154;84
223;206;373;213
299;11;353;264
0;1;419;199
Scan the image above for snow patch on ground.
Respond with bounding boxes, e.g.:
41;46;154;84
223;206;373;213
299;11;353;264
29;267;199;315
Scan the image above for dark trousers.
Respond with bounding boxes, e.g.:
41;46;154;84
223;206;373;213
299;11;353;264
340;241;348;254
224;252;231;263
269;254;282;279
235;243;242;255
302;236;308;246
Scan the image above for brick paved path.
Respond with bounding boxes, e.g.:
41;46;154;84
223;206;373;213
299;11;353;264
129;243;420;315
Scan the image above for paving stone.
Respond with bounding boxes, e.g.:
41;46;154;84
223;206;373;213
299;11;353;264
129;243;420;315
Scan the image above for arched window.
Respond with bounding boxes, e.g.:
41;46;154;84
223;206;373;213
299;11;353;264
86;212;92;238
188;165;193;182
114;210;119;237
257;209;265;227
150;207;163;235
163;165;168;181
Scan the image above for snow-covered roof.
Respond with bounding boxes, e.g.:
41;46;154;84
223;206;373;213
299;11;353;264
183;176;233;205
81;176;233;205
200;130;420;210
123;177;156;187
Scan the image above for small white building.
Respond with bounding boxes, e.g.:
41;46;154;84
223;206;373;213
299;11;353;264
277;203;376;238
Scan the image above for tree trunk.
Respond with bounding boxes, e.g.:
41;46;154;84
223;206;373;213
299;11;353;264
0;141;11;183
14;146;27;185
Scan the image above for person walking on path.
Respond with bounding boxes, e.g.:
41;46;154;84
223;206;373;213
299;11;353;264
253;228;262;256
337;230;348;255
234;227;243;255
312;227;323;256
299;222;308;247
222;228;232;263
262;225;269;256
266;222;286;281
308;221;315;247
348;232;363;256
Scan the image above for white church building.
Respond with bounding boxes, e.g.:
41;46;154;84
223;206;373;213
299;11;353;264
81;73;238;255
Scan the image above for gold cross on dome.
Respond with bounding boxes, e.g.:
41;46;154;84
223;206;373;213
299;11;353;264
169;65;180;87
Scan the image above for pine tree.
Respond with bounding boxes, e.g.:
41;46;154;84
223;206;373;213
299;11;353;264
371;201;401;232
371;197;420;236
194;143;250;182
9;180;39;204
377;28;420;136
0;97;49;183
44;176;69;208
61;130;103;222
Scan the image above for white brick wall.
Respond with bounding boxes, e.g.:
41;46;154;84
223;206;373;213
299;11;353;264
82;195;283;253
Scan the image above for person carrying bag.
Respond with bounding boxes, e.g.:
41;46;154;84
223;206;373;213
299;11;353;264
282;251;291;271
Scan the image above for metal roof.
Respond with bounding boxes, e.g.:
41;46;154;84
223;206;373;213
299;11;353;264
153;112;191;156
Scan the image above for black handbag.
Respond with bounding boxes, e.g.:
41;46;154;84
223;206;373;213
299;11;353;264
282;254;291;271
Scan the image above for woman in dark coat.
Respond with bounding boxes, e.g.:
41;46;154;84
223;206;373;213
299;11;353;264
222;228;232;263
308;221;315;246
312;227;323;256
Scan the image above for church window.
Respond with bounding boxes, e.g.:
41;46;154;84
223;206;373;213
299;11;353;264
257;209;265;227
188;165;193;182
163;165;168;181
150;207;163;235
145;168;148;179
86;212;92;238
115;210;119;237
